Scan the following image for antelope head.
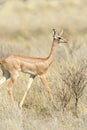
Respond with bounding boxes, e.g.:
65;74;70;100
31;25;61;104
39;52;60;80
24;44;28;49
52;29;67;43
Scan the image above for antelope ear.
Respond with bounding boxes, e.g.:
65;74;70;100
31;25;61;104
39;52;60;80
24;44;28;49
59;29;64;36
52;29;56;38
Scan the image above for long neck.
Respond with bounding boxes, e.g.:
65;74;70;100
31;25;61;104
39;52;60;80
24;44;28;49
47;39;58;65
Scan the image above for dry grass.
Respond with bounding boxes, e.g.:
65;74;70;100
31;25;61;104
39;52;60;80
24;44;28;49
0;0;87;130
57;59;87;113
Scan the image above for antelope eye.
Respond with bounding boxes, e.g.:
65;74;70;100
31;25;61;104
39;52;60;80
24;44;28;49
58;37;61;39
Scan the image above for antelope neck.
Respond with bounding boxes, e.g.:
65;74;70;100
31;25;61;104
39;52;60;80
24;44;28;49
47;39;58;66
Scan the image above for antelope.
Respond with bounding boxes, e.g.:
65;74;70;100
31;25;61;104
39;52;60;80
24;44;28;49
0;29;67;108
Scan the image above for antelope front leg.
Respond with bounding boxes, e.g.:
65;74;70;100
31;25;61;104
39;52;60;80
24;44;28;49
40;74;53;102
19;74;36;108
40;75;58;109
